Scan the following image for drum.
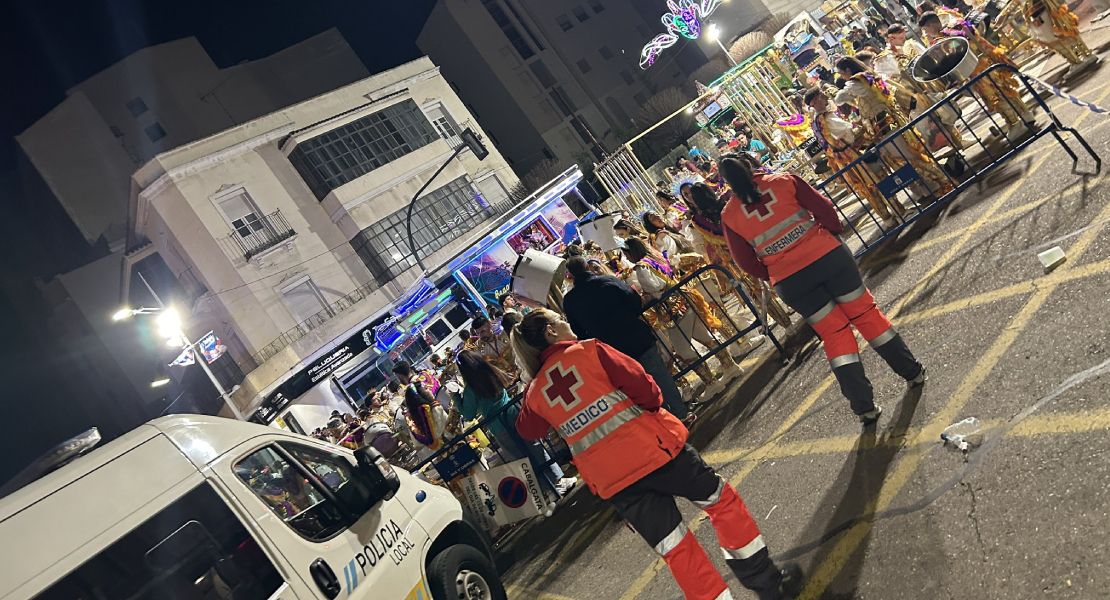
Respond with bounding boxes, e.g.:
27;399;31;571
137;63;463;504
912;37;980;88
577;213;621;252
511;249;567;304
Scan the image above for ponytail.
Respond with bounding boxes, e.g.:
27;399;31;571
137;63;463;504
510;308;562;381
718;157;762;206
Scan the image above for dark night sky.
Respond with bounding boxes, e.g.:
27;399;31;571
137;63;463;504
0;0;435;485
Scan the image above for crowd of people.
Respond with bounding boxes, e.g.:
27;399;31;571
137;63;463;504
293;5;1101;597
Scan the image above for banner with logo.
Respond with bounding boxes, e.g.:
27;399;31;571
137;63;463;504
169;347;195;366
459;458;550;531
198;331;227;364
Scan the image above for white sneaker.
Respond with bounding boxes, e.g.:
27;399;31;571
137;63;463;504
554;477;577;496
702;379;726;398
859;405;883;426
720;362;745;380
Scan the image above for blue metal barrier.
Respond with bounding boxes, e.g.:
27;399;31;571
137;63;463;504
820;63;1101;258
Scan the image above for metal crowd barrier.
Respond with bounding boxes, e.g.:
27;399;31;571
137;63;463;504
820;63;1101;258
409;392;570;496
643;264;787;379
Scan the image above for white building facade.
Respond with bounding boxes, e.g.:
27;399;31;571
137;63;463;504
125;57;518;429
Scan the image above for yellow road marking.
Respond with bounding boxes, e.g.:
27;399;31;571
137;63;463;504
862;172;1110;270
702;405;1110;465
798;104;1110;597
608;70;1110;600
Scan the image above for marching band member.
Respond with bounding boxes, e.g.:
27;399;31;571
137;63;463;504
806;87;900;227
1024;0;1098;69
834;56;954;197
624;236;744;398
919;12;1031;133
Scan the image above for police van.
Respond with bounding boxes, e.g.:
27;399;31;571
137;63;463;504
0;415;506;600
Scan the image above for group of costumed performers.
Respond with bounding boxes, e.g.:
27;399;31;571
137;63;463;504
834;56;955;195
918;10;1033;134
1023;0;1097;69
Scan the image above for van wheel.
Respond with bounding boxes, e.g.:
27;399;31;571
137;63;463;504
428;544;507;600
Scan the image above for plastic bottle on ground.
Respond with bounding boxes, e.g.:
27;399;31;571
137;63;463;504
940;417;982;451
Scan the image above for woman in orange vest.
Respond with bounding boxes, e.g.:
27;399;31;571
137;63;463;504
716;157;927;423
512;309;802;600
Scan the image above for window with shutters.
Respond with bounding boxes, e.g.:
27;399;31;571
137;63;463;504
555;14;574;31
281;278;330;326
573;6;590;22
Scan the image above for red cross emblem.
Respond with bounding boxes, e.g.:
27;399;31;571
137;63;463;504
742;189;778;222
543;363;583;410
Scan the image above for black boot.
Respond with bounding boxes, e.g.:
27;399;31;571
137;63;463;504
726;548;786;600
870;331;923;381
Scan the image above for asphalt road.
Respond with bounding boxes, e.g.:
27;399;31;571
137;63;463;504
496;19;1110;600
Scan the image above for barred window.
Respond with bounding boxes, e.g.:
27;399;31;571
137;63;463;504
350;177;494;285
288;100;438;200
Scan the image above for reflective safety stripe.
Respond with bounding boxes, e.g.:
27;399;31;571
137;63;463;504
714;590;736;600
567;403;643;455
692;476;726;509
749;210;811;246
721;535;767;560
654;523;689;556
868;327;898;348
829;353;861;369
806;301;836;326
755;219;815;257
835;285;867;304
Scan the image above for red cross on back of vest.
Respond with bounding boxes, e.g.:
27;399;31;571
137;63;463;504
741;189;779;221
543;363;584;410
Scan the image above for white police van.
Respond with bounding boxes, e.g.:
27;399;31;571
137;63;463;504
0;415;505;600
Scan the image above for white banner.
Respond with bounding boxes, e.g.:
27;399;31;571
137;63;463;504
459;458;551;531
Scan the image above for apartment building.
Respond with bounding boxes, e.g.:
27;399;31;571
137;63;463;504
124;57;519;426
417;0;771;175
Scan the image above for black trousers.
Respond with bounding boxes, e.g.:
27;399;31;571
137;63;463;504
609;446;783;600
774;244;921;414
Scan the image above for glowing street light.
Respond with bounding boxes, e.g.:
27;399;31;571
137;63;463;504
708;23;739;66
112;305;244;420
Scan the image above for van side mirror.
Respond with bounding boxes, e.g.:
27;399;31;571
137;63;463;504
354;447;401;503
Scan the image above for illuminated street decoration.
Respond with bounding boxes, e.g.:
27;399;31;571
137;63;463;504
640;0;724;69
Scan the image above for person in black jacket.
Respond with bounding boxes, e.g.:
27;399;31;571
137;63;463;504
562;257;696;424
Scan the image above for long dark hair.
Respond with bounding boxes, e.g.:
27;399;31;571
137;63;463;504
614;218;645;237
404;383;436;439
622;236;663;263
718;157;762;206
687;183;725;223
456;350;509;400
836;55;870;76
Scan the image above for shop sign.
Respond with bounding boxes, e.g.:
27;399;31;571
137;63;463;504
250;325;377;424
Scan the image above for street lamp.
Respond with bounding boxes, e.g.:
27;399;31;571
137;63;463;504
708;24;739;67
114;306;245;420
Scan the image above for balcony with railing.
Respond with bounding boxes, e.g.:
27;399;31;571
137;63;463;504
441;119;478;152
224;210;296;261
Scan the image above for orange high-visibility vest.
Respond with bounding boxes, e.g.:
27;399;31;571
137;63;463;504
721;173;841;283
524;339;687;499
